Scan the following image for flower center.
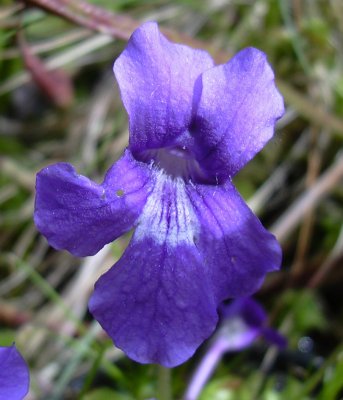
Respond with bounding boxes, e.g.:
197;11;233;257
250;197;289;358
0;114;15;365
137;146;211;183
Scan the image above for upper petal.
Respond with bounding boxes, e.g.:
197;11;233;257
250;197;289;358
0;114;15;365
0;345;29;400
34;149;153;257
114;22;214;155
192;47;284;179
89;237;218;367
186;181;282;302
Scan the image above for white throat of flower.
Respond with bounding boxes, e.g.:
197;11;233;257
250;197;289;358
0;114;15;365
134;169;199;247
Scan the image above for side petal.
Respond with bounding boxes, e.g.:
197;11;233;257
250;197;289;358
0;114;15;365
34;149;152;257
187;181;282;302
114;22;214;154
89;237;218;367
0;345;29;400
192;47;284;179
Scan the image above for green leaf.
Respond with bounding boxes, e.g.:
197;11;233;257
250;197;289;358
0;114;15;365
282;290;327;334
319;355;343;400
200;375;255;400
83;388;134;400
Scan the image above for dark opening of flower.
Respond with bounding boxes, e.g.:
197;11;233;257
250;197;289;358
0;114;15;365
0;344;30;400
34;22;284;367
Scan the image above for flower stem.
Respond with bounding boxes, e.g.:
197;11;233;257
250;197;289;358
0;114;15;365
157;365;172;400
184;339;227;400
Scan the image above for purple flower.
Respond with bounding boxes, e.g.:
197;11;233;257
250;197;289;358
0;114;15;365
0;344;30;400
217;297;286;351
184;298;286;400
34;22;284;367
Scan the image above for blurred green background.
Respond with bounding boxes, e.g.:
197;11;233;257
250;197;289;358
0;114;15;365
0;0;342;399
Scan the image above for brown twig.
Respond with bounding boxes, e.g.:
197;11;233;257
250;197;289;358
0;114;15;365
17;30;74;108
271;152;343;244
290;127;325;282
308;227;343;288
0;301;31;326
276;80;343;139
24;0;224;56
22;0;343;139
25;0;134;40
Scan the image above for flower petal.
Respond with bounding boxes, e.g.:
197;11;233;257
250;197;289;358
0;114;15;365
219;298;286;350
34;149;152;257
186;181;282;302
262;327;287;348
89;237;218;367
0;345;29;400
220;298;267;327
114;22;214;154
192;47;284;179
220;324;259;352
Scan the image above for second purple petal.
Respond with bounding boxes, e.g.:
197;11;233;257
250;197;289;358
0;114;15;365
192;47;284;180
89;236;218;367
187;181;282;303
0;345;30;400
114;21;214;154
34;149;152;257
